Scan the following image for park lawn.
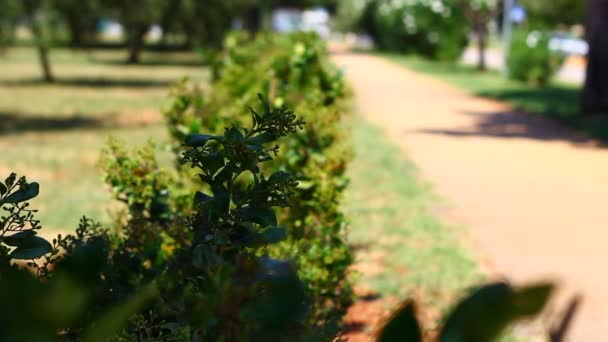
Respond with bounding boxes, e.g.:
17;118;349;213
383;54;608;140
0;47;209;232
345;117;482;328
346;117;526;341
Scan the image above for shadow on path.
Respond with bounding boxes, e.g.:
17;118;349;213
411;110;602;147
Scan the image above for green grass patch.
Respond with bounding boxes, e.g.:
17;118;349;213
345;117;482;311
382;54;608;140
0;47;208;231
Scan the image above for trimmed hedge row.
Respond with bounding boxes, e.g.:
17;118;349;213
164;31;354;336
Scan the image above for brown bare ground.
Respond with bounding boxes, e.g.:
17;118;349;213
334;53;608;341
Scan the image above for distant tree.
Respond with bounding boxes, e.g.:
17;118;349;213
22;0;54;82
53;0;101;47
105;0;169;64
458;0;500;71
0;0;21;51
581;0;608;114
244;0;338;32
519;0;585;27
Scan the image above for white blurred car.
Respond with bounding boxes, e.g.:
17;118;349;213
549;32;589;56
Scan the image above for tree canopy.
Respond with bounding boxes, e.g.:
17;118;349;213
519;0;585;26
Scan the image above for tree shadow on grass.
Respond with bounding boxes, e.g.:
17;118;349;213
92;59;205;68
477;87;581;123
412;109;606;147
0;77;172;88
0;111;158;135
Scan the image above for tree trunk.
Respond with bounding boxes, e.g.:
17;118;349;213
37;44;54;82
244;6;261;33
23;0;54;82
67;18;83;48
127;25;149;64
581;0;608;114
476;21;487;71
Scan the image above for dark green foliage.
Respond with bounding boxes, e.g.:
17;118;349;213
0;0;21;49
164;31;353;336
519;0;585;26
0;173;49;261
378;282;554;342
508;29;565;87
0;106;311;340
377;301;422;342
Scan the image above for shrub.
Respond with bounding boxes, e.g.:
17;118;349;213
355;0;469;61
507;29;565;87
0;103;315;340
164;32;353;336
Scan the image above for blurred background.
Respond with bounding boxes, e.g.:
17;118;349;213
0;0;595;231
1;1;606;339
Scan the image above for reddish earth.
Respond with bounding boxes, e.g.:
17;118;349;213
342;287;391;342
335;53;608;341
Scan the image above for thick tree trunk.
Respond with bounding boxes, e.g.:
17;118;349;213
476;22;487;71
581;0;608;114
127;25;149;64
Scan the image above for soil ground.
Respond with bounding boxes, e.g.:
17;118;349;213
335;53;608;341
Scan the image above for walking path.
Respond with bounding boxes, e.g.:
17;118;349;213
334;53;608;341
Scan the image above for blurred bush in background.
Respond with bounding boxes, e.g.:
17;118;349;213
508;29;566;87
338;0;469;61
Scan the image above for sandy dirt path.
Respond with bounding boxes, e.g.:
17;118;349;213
334;53;608;341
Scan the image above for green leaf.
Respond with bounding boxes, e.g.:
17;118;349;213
214;165;236;183
210;186;230;218
247;132;275;145
0;181;6;196
1;182;39;204
378;301;422;342
4;173;16;188
440;282;554;342
511;283;554;317
184;134;216;147
2;230;37;246
268;171;291;184
9;235;52;260
202;152;225;175
194;191;212;205
192;244;205;269
256;227;286;245
226;127;244;142
236;206;277;227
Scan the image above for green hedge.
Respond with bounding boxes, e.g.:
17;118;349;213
164;31;354;336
